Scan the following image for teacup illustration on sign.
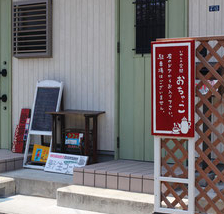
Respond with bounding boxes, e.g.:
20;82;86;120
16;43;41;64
177;117;191;134
172;123;180;134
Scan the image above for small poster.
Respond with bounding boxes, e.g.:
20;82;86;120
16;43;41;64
31;144;50;163
23;118;30;141
65;133;84;147
44;152;88;175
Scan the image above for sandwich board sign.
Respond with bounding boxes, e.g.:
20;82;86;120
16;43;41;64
44;152;88;175
23;80;63;169
151;40;195;138
151;39;195;214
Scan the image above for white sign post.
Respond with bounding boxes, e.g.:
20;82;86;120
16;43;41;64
152;39;195;214
154;136;195;214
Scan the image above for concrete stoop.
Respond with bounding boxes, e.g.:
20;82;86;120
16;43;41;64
0;169;73;199
0;177;15;197
0;195;103;214
57;185;154;214
13;177;72;199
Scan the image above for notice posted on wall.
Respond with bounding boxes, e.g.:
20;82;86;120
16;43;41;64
44;152;88;175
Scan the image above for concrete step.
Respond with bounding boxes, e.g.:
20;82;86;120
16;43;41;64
0;195;104;214
0;169;73;199
57;185;154;214
0;177;15;197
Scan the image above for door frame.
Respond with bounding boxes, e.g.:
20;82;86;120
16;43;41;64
115;0;189;160
114;0;120;160
0;0;12;149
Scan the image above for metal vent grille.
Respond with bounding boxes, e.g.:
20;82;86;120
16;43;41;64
13;0;52;58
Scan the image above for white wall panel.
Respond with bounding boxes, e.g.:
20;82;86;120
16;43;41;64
189;0;224;156
12;0;115;151
189;0;224;37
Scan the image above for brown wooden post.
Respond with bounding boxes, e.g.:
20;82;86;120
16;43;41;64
93;116;98;163
60;115;65;153
52;115;57;151
85;116;90;158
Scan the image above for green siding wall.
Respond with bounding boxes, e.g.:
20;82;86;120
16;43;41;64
0;0;12;149
166;0;188;38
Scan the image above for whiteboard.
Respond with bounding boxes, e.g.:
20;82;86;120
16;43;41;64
44;152;88;175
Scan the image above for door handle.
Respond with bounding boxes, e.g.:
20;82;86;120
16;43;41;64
0;69;7;77
0;94;7;102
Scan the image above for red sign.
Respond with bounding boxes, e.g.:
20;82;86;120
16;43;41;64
12;109;31;153
151;40;195;137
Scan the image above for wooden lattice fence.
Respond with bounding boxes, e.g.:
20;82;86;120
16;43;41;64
161;36;224;214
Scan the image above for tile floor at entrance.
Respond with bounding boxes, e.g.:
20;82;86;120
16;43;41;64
0;149;31;173
73;160;155;194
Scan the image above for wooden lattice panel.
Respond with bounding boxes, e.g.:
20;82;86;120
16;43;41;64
195;37;224;214
160;36;224;214
160;139;189;210
161;139;188;179
161;182;188;210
